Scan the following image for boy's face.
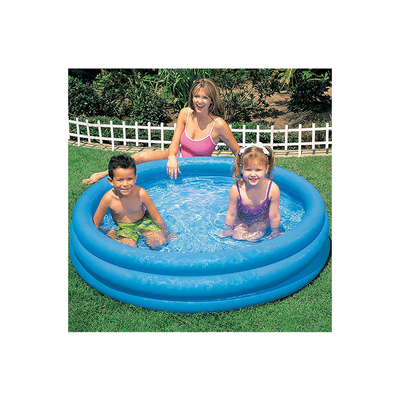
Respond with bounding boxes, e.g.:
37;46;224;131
108;167;137;196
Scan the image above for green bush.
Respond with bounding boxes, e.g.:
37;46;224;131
288;70;332;113
68;76;103;117
125;86;170;125
92;69;171;124
68;69;332;127
157;69;211;112
210;69;265;122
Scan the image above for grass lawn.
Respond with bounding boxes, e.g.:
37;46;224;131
68;144;332;332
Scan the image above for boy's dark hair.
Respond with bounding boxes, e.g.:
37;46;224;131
108;154;136;179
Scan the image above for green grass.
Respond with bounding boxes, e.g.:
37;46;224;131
68;145;332;332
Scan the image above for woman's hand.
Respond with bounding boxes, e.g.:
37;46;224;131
167;155;181;179
82;171;108;185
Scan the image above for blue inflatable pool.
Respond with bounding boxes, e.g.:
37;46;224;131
69;157;330;313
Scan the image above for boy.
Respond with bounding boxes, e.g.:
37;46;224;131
93;154;172;249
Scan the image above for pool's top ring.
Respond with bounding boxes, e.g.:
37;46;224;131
71;157;327;276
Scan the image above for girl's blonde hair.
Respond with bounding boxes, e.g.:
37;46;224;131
188;78;226;120
232;145;275;181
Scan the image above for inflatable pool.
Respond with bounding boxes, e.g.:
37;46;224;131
69;157;330;313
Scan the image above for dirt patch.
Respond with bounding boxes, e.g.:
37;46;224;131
253;88;332;129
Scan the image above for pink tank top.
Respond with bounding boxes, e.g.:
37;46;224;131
179;109;219;157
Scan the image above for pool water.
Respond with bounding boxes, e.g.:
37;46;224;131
100;176;305;252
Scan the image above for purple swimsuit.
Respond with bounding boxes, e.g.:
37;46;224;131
236;181;272;223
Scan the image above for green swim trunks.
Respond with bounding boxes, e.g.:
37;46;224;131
115;211;162;242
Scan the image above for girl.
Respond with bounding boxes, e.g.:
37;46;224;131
82;78;240;184
219;144;282;242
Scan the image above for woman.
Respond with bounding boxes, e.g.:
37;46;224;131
82;78;240;184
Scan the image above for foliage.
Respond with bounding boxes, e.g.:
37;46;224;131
92;69;171;124
248;69;281;107
209;69;257;122
68;68;332;125
287;69;332;113
125;83;170;125
92;69;130;116
68;76;103;117
157;69;211;111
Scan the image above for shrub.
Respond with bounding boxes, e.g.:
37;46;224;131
288;70;332;113
68;76;103;117
93;69;171;124
125;87;170;125
157;69;211;112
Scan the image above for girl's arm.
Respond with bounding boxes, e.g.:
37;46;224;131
93;193;111;229
166;108;188;179
215;119;240;156
219;185;239;237
267;183;282;239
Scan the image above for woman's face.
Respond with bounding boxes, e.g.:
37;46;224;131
192;88;212;114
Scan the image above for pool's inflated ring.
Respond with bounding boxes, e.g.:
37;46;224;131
69;157;330;313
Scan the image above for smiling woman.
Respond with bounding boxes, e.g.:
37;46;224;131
81;78;240;184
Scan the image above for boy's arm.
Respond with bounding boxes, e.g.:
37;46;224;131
93;193;111;229
139;188;166;230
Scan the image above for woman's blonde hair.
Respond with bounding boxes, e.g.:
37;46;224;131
188;78;226;119
232;145;275;181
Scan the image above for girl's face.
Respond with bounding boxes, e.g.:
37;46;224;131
242;160;269;186
193;88;212;114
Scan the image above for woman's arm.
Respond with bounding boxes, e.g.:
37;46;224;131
82;170;108;185
166;108;189;178
215;119;240;156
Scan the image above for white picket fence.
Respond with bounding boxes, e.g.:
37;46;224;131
68;118;332;157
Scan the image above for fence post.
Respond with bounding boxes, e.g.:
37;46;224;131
135;121;139;146
242;125;246;146
256;125;260;144
98;120;103;144
270;125;274;148
284;125;288;151
122;121;126;146
325;122;330;149
76;117;80;147
147;122;151;147
160;123;164;150
312;123;315;150
298;124;302;157
110;120;115;151
85;119;91;143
